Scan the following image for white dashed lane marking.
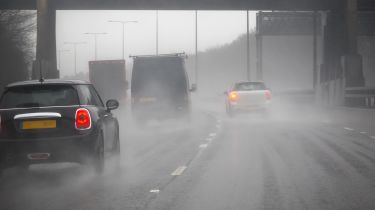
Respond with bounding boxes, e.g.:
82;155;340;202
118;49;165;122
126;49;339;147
171;166;187;176
360;132;367;135
371;136;375;140
149;115;220;195
209;133;217;138
206;137;213;141
149;189;160;193
344;127;355;131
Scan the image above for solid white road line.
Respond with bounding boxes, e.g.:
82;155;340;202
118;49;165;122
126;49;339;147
171;166;187;176
199;144;208;149
344;127;355;131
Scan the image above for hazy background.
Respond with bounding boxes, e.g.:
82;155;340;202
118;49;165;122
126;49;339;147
56;10;256;77
1;10;373;95
57;10;322;96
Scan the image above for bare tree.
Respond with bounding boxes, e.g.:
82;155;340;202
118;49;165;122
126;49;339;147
0;10;36;93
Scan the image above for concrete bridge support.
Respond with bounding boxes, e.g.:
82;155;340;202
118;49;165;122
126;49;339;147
319;0;364;106
32;0;59;79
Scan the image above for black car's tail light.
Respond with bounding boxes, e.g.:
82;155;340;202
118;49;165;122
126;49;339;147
0;114;2;133
75;108;91;130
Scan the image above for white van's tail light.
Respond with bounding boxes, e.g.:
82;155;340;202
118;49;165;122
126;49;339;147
228;91;239;102
265;90;272;100
75;108;91;130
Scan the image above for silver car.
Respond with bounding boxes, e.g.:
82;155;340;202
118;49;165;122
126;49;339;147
225;81;271;116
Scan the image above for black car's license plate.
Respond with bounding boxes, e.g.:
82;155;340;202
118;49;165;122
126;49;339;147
22;120;56;130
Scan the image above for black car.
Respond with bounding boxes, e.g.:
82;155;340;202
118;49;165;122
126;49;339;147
130;53;196;122
0;79;120;175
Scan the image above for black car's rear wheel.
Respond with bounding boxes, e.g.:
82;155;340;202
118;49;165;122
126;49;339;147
114;133;120;155
93;132;104;174
113;128;121;171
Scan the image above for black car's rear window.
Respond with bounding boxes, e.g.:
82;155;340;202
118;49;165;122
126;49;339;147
234;82;266;91
0;85;79;108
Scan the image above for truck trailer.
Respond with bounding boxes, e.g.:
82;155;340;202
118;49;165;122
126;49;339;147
89;60;127;102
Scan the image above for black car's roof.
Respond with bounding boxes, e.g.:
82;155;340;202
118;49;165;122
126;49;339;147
7;79;90;88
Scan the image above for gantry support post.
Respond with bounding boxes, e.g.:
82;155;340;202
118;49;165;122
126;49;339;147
32;0;59;79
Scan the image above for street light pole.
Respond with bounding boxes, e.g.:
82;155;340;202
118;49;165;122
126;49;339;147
195;10;198;87
246;10;250;81
84;32;106;60
57;49;69;69
313;11;318;89
122;23;125;59
64;42;86;75
108;20;138;60
156;10;159;55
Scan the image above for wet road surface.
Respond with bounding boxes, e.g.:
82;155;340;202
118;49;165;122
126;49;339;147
1;98;375;210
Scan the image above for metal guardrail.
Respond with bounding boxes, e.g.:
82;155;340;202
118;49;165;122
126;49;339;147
345;87;375;108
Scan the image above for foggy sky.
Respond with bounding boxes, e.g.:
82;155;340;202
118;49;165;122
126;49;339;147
56;10;256;77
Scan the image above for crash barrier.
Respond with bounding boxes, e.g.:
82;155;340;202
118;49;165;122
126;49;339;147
345;87;375;108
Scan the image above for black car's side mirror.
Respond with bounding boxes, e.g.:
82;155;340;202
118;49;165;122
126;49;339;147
106;99;119;111
190;83;197;92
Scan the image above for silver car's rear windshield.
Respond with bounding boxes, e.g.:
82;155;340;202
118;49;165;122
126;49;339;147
233;82;266;91
0;84;79;108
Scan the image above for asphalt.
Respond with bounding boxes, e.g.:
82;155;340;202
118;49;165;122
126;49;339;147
1;96;375;210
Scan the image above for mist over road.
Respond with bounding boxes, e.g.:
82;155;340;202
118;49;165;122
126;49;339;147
1;96;375;210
